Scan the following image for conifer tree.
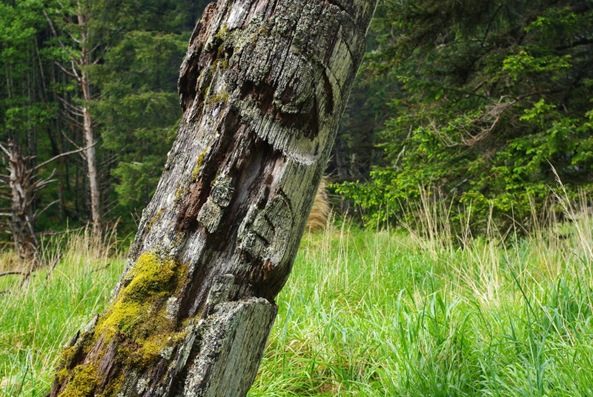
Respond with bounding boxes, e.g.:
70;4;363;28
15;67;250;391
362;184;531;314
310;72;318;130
339;0;593;230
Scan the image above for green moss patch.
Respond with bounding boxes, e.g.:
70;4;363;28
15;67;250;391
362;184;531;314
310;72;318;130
192;149;208;181
59;364;99;397
54;251;191;396
96;252;186;341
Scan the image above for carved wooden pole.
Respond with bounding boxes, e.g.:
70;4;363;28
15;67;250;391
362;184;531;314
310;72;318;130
48;0;377;396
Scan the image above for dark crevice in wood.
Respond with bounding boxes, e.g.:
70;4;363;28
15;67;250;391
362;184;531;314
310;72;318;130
325;0;353;15
179;5;219;112
240;76;322;139
277;95;320;138
240;80;275;115
323;70;335;114
179;135;285;320
176;109;240;232
279;86;296;103
176;243;215;319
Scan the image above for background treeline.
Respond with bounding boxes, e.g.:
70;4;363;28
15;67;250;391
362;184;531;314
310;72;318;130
0;0;209;241
1;0;592;242
337;0;593;233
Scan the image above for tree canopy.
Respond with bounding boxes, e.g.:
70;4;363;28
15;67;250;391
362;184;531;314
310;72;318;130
338;0;593;232
1;0;592;239
0;0;210;235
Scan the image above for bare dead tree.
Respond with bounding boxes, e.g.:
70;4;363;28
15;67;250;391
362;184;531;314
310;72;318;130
44;2;102;235
0;140;93;268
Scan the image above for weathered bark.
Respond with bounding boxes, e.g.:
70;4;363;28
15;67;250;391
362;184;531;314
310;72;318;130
48;0;376;396
78;9;101;235
0;141;40;265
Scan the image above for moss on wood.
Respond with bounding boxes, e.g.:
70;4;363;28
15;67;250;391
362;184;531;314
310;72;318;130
59;364;99;397
55;251;190;397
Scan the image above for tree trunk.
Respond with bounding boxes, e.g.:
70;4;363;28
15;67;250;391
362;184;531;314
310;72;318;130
82;101;101;234
4;141;39;266
80;37;101;235
48;0;376;396
45;4;102;234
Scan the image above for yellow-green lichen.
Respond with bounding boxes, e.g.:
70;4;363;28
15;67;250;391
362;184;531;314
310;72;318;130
214;91;229;103
219;58;229;70
56;367;69;384
215;23;230;42
55;330;97;385
124;252;178;301
175;185;185;201
60;346;77;366
56;251;191;394
58;364;99;397
138;330;187;364
146;207;166;231
96;252;182;341
102;374;125;397
191;150;208;181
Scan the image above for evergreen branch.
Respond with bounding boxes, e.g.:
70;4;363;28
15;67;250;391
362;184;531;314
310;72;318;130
43;10;82;79
34;199;60;221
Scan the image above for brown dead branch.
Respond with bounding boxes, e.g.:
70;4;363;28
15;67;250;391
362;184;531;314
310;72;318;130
84;262;111;276
0;271;28;277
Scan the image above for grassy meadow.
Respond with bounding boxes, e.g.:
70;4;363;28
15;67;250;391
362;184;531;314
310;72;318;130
2;209;593;396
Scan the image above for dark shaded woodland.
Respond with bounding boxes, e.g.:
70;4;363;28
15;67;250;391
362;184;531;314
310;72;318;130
2;0;592;241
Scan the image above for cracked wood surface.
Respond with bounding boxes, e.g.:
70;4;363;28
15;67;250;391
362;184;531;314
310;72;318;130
48;1;377;396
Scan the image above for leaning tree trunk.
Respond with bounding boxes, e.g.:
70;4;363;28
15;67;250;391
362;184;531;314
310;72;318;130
48;0;376;396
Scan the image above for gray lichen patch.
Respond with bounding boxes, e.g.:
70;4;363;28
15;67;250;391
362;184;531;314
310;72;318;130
210;176;234;207
196;176;234;233
182;298;277;397
165;297;180;320
238;195;293;267
205;274;235;314
196;198;223;233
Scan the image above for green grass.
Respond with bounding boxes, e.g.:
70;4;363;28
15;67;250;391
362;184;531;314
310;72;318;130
250;219;593;396
0;232;125;396
2;217;593;396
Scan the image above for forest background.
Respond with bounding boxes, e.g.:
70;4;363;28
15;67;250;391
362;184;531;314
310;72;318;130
1;0;592;246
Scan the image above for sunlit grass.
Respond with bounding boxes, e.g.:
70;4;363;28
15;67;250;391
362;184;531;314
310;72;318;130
250;215;593;396
2;209;593;396
0;231;125;396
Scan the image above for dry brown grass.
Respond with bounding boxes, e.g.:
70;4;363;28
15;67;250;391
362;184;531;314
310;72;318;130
306;177;331;231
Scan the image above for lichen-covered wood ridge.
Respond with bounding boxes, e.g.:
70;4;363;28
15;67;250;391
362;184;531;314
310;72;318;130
48;0;377;396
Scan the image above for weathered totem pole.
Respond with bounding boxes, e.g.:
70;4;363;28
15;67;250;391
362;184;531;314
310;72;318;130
48;0;377;395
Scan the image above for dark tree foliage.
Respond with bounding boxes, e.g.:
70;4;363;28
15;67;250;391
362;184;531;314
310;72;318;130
0;0;210;236
339;0;593;232
328;59;395;215
94;0;208;222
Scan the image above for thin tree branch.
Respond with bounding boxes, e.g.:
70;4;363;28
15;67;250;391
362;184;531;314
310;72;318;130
34;143;97;171
45;254;62;280
84;262;111;276
0;271;28;277
34;199;60;220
